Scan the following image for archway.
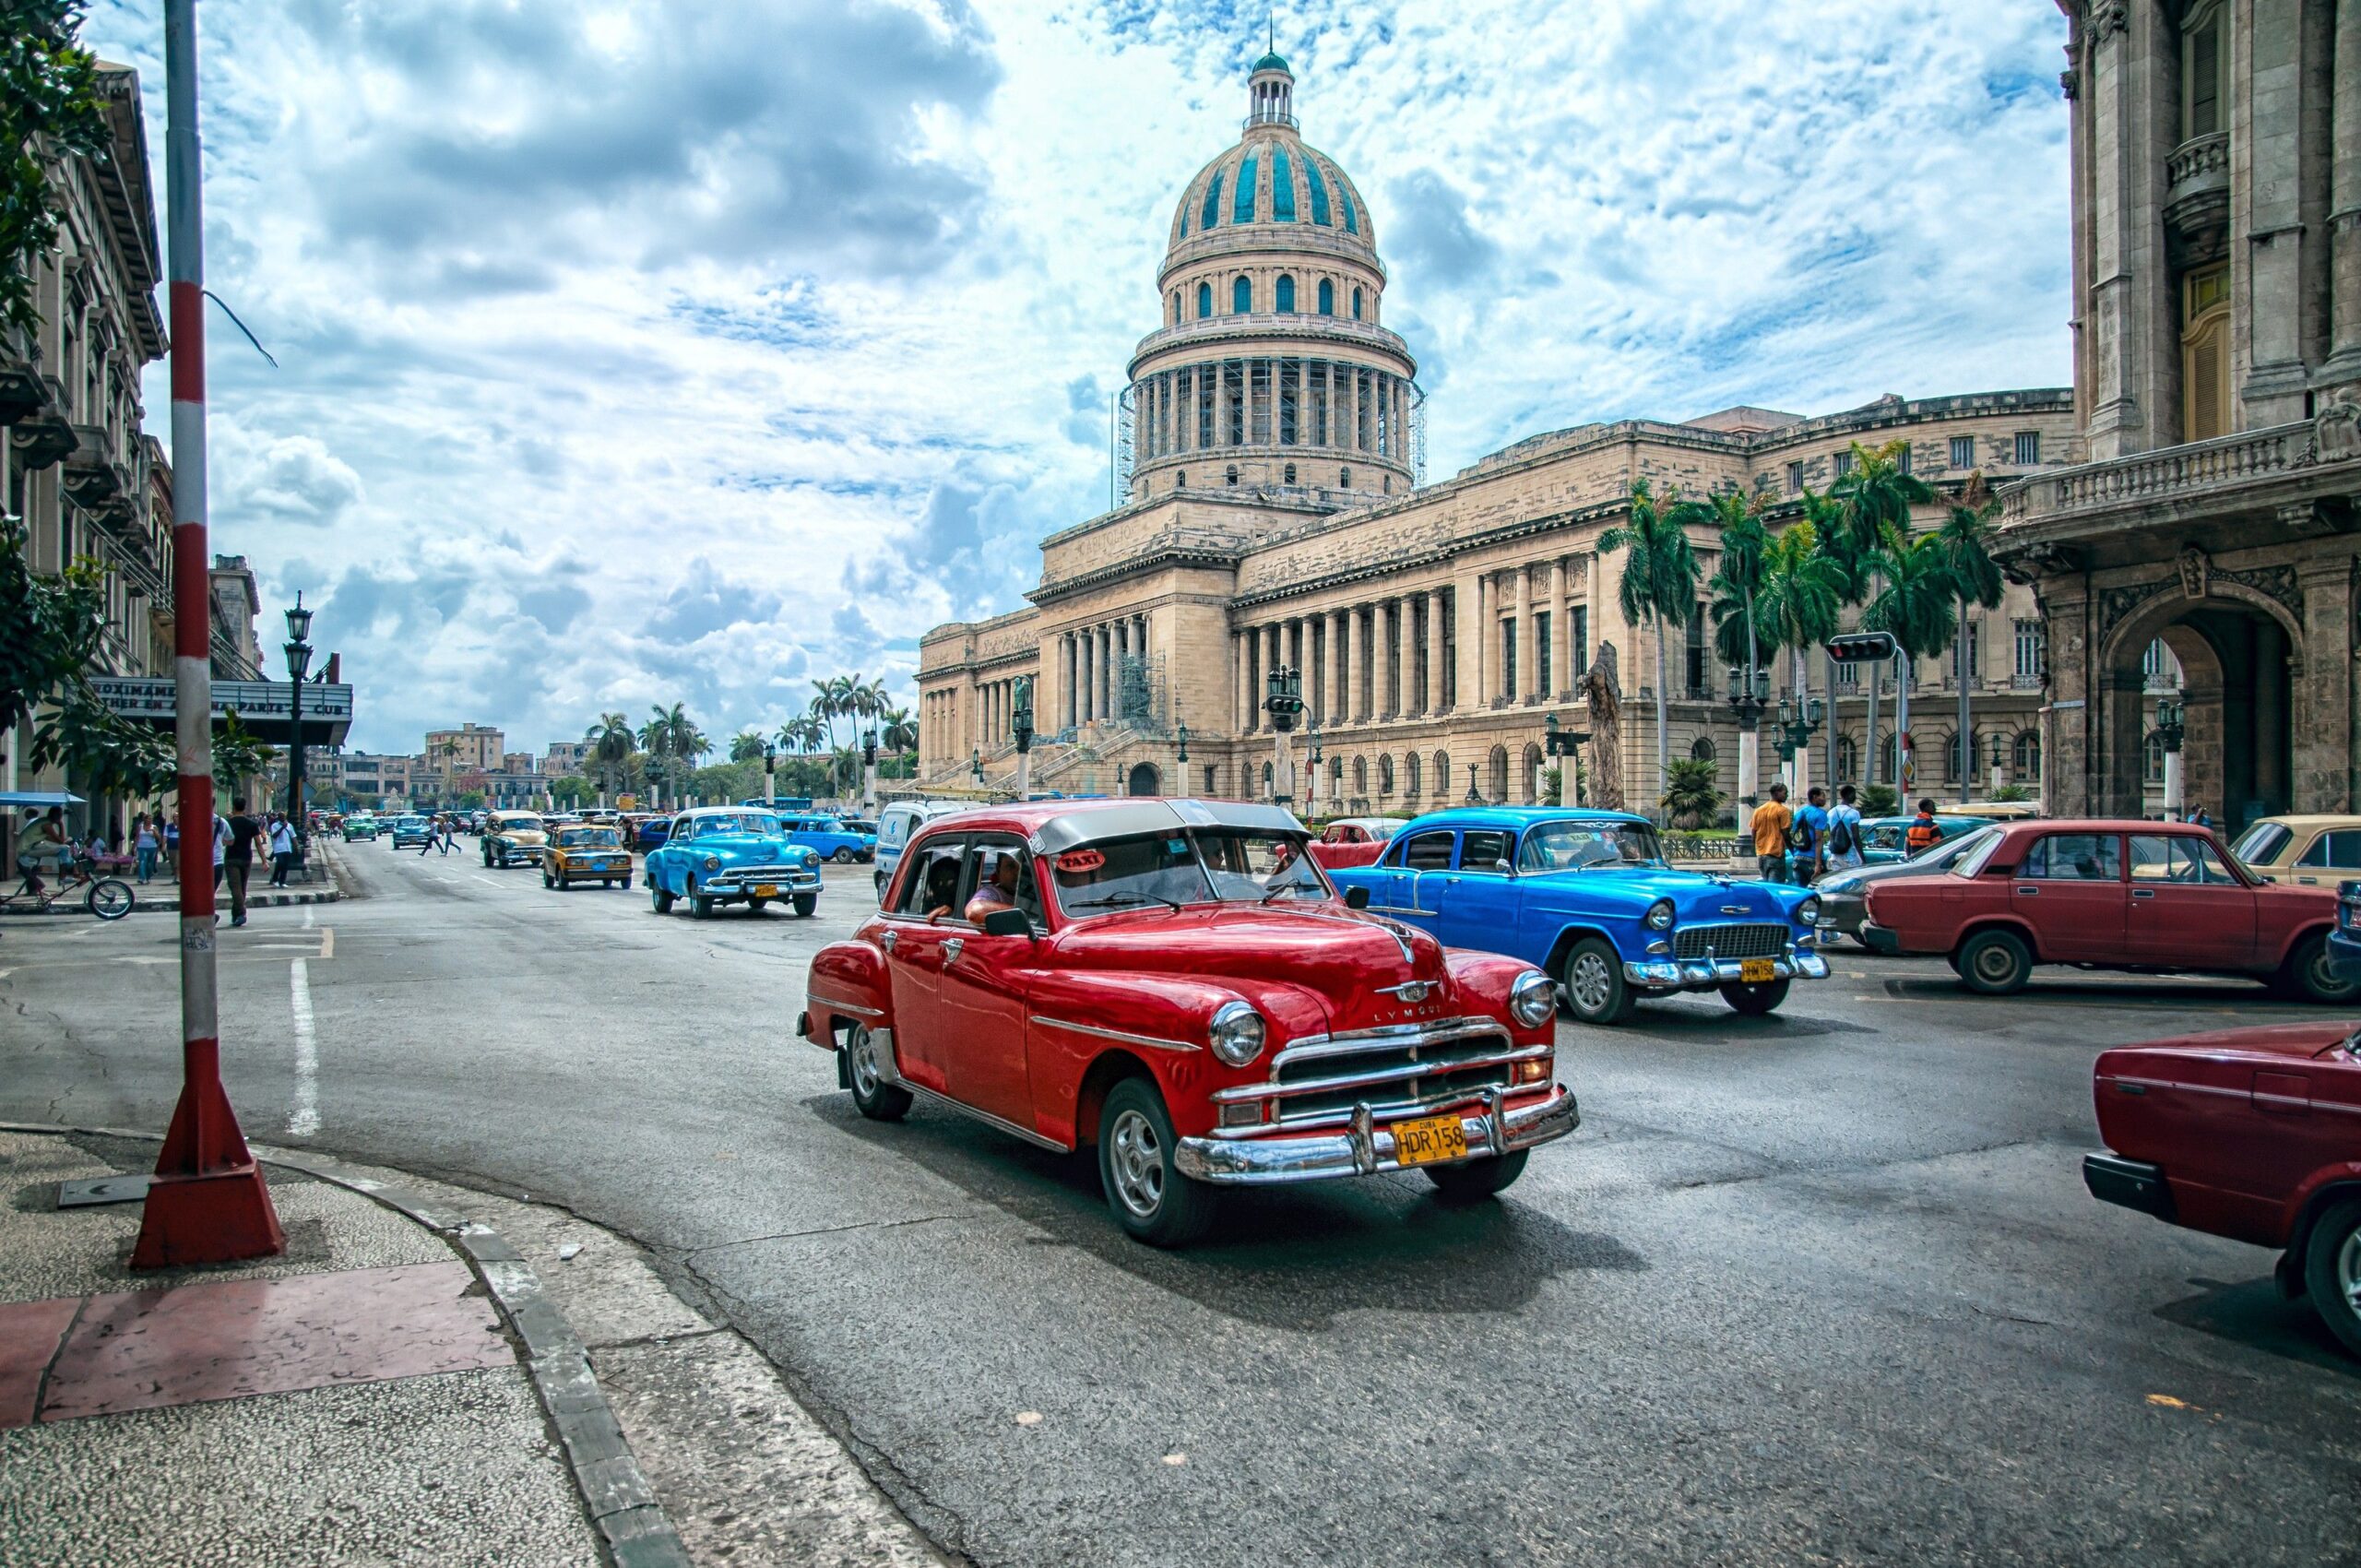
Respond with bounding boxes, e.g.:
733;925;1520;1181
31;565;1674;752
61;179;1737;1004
2100;587;2295;830
1126;762;1161;797
1520;742;1544;803
1487;744;1509;802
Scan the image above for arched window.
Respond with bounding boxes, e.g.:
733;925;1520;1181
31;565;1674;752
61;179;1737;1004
1487;744;1509;802
1351;287;1363;320
1282;464;1296;484
1275;274;1296;313
1271;149;1296;221
1225;464;1239;485
1201;172;1224;232
2013;731;2042;778
1835;735;1858;782
1231;275;1252;314
1174;471;1186;488
1196;281;1212;319
1169;291;1180;326
1340;187;1358;234
1317;279;1335;315
2143;731;2166;784
1379;755;1394;794
1943;732;1965;784
1233;153;1258;224
1434;751;1450;799
1262;761;1274;794
1691;736;1716;762
1339;467;1351;487
2182;2;2225;139
1352;756;1368;794
1406;752;1421;798
1304;159;1332;225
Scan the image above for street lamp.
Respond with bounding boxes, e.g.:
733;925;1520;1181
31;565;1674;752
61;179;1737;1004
970;746;984;789
861;726;880;814
1773;692;1826;795
1263;665;1302;806
1305;723;1323;816
1725;664;1772;806
762;741;777;807
1010;675;1035;802
1544;711;1591;806
1988;731;2008;797
1465;762;1483;806
282;592;314;870
2155;695;2186;820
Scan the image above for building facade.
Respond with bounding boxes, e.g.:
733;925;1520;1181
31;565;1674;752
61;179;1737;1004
1997;0;2359;830
541;741;590;777
422;723;504;777
917;55;2076;814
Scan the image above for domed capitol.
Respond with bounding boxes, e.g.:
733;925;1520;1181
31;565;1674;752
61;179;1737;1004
917;51;2077;813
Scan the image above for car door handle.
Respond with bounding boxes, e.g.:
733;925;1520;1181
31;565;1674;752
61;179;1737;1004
943;938;964;963
2015;885;2038;896
2131;888;2155;899
1444;875;1461;884
881;930;897;953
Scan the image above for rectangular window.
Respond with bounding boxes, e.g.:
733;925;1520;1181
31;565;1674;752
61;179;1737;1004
1500;619;1517;703
2296;831;2361;871
1536;611;1552;696
1833;450;1856;478
1786;461;1804;495
1896;445;1913;476
1949;435;1974;469
1685;602;1708;696
2014;431;2041;465
1399;829;1455;870
2022;833;2121;882
2013;619;2045;679
1457;829;1514;873
1571;606;1588;679
1204;764;1217;793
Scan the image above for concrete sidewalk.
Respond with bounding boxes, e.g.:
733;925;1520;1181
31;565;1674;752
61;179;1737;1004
0;1130;941;1567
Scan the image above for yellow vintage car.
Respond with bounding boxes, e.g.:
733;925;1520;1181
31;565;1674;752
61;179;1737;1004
481;809;549;869
541;823;635;891
2227;814;2361;887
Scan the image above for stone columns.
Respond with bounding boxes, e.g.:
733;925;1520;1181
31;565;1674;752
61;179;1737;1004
1428;588;1450;714
1475;574;1493;706
1548;559;1571;698
1236;632;1252;733
2239;0;2312;424
1514;568;1536;703
2327;0;2361;386
1394;597;1415;718
1342;605;1361;721
1327;608;1347;725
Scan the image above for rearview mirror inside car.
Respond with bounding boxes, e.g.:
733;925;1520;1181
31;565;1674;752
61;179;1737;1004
979;908;1034;938
1343;885;1371;909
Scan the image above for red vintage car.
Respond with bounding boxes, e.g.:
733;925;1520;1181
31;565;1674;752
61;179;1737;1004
795;798;1576;1245
2086;1020;2361;1355
1859;818;2358;1004
1304;816;1409;871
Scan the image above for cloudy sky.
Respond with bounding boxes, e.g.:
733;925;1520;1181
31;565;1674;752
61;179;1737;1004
84;0;2072;757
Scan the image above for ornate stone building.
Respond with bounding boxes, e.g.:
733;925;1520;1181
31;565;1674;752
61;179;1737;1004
1997;0;2359;830
919;54;2077;814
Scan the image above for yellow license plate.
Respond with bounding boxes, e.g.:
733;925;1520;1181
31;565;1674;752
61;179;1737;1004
1739;958;1776;983
1392;1113;1467;1168
754;884;777;897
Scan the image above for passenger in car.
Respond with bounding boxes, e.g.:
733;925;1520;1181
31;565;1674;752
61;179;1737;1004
966;855;1022;923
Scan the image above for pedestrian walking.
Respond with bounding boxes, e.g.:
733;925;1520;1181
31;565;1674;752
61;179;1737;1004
1824;785;1866;874
1904;798;1944;857
220;797;261;926
1750;783;1794;884
134;814;160;884
162;814;178;875
1792;786;1830;884
438;814;457;854
267;813;297;886
420;811;442;855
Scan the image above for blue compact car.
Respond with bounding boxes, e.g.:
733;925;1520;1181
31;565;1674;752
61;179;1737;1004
1325;806;1829;1025
644;807;823;918
775;814;877;864
2330;880;2361;982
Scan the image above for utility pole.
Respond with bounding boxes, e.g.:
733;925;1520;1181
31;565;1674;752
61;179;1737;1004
136;0;283;1268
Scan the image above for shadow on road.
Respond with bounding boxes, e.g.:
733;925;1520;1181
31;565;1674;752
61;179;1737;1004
801;1092;1645;1332
2153;1276;2361;1382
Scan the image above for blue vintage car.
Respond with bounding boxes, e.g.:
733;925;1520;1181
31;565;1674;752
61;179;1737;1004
775;813;877;864
1787;812;1994;877
1325;806;1829;1024
645;807;824;918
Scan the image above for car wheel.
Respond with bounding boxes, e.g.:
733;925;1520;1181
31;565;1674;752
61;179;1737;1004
542;868;554;888
2279;932;2361;1005
845;1023;912;1123
650;882;673;915
1560;937;1635;1025
620;874;633;891
1956;929;2033;995
1424;1150;1529;1203
2301;1196;2361;1358
1718;977;1791;1016
793;893;818;918
833;847;856;864
689;883;714;919
1098;1078;1216;1246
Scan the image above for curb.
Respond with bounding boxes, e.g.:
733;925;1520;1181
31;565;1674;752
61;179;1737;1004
1;1121;691;1568
0;888;342;917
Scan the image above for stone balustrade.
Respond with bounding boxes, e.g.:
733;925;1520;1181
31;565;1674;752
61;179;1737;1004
1999;422;2312;529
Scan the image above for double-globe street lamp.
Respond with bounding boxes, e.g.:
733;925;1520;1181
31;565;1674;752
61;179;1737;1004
1773;692;1826;794
2155;695;2187;820
283;593;314;870
1263;665;1303;806
1726;665;1771;806
1010;675;1035;802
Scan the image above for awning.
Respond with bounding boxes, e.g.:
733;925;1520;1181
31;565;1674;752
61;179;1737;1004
0;790;88;807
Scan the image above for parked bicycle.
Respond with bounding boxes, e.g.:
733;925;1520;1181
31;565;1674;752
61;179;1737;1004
5;849;136;921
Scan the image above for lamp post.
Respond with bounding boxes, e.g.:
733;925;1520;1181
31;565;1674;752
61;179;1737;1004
283;592;314;870
1010;675;1034;802
1988;731;2008;798
1305;724;1323;817
1725;664;1771;807
1544;711;1591;806
861;727;879;814
1174;718;1190;795
969;746;984;789
763;741;777;806
1773;692;1826;793
2155;695;2186;820
1263;665;1302;806
1465;762;1482;806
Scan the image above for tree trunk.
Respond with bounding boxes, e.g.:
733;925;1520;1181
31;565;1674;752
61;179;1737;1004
1956;597;1973;808
1652;617;1669;819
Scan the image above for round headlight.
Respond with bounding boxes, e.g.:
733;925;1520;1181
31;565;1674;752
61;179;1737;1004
804;850;819;866
1509;969;1557;1028
1208;1002;1265;1066
703;854;721;872
1797;897;1821;925
1644;897;1676;931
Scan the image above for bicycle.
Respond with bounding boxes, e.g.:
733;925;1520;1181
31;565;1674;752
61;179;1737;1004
5;850;136;921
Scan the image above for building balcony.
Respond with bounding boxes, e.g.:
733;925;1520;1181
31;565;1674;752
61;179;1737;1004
2163;133;2230;255
1129;313;1413;375
8;378;74;470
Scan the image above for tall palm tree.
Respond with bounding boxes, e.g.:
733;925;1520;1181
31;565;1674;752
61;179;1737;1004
728;731;766;764
1831;439;1934;566
1932;475;2006;801
1703;486;1769;676
879;705;918;759
585;712;634;808
1597;477;1702;806
1863;530;1960;794
1754;521;1846;713
775;715;821;755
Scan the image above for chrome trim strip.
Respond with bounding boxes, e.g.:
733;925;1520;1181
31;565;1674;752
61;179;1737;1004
808;993;883;1018
1213;1041;1547;1104
902;1080;1074;1152
2104;1074;2361;1115
1028;1016;1200;1053
1175;1084;1580;1185
1271;1018;1502;1069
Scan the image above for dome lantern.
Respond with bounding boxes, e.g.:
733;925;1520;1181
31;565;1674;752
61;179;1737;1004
1247;51;1294;130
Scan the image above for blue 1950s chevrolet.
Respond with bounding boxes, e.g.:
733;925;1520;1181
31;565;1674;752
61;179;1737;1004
1324;807;1829;1024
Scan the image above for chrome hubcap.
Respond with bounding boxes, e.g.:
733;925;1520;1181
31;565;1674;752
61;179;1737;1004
848;1028;881;1097
1568;953;1611;1014
2339;1228;2361;1319
1109;1109;1164;1218
1975;946;2013;983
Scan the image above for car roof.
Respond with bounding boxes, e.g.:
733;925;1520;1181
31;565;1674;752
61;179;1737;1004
1996;818;2216;833
2248;814;2361;830
1395;806;1652;833
916;796;1303;852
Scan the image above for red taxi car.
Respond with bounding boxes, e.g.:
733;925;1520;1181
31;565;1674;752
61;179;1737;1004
2086;1020;2361;1355
1304;816;1408;872
1860;818;2357;1004
796;798;1577;1245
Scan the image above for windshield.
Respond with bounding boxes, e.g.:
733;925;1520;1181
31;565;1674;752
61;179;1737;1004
558;828;621;848
1951;826;2008;877
1050;828;1327;914
1517;820;1665;872
696;813;783;837
2231;821;2289;867
499;816;544;833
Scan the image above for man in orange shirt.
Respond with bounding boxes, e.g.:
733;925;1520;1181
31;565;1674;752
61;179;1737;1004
1750;783;1795;884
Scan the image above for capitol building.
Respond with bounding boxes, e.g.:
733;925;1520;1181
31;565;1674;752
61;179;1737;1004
916;50;2084;815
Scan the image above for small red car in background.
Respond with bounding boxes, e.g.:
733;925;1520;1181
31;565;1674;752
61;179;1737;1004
1860;818;2357;1004
1304;815;1408;871
2086;1020;2361;1355
796;798;1575;1245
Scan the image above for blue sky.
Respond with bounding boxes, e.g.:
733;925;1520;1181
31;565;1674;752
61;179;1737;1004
83;0;2071;757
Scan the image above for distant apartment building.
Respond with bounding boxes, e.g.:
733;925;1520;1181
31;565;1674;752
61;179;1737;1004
502;751;539;777
541;741;589;776
422;723;504;778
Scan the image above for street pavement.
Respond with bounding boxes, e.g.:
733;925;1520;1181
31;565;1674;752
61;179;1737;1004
2;836;2356;1566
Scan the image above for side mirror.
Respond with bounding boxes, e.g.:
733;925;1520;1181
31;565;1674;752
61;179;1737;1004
979;907;1034;938
1343;885;1371;909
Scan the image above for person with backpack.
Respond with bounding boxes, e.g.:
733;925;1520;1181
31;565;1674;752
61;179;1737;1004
1790;786;1830;882
1824;785;1866;873
1904;799;1944;857
1750;783;1794;884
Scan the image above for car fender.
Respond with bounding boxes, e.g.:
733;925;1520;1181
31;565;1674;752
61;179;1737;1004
2279;1167;2361;1294
804;936;891;1047
1953;914;2044;959
1442;949;1559;1049
2265;918;2337;973
1536;919;1629;978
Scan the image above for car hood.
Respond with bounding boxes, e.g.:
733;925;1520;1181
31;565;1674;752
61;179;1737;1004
1519;864;1804;921
1818;859;1962;894
2105;1020;2359;1064
682;835;811;862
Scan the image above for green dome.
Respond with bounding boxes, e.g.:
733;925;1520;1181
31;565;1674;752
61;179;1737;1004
1252;51;1290;74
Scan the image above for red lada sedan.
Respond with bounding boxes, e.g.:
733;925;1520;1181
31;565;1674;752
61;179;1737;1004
1860;818;2357;1004
2086;1020;2361;1355
795;798;1577;1245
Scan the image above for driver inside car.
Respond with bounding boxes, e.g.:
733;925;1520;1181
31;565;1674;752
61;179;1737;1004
966;853;1023;923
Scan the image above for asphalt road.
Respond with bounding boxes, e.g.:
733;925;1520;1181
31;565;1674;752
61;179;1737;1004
4;838;2357;1567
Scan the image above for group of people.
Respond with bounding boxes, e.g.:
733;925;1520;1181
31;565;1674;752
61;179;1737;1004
1748;782;1946;885
13;801;307;922
415;813;460;853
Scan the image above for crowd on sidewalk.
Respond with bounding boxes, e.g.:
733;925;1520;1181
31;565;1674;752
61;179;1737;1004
1747;781;1878;886
12;800;312;921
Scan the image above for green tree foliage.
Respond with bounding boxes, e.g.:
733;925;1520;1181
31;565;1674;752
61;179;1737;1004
1753;520;1845;698
0;2;102;339
1862;530;1960;667
727;730;766;764
1598;478;1702;805
1659;756;1726;830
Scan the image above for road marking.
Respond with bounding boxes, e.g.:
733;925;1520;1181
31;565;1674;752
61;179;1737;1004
317;925;334;960
289;956;319;1137
473;875;503;889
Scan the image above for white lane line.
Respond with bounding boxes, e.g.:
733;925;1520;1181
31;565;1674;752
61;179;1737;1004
302;906;314;929
288;956;319;1137
473;875;503;889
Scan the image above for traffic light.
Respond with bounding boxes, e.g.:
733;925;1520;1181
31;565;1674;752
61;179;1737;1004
1825;631;1899;663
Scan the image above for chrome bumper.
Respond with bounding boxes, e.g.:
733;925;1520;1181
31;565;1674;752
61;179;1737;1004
1174;1083;1578;1186
1621;947;1830;988
705;870;820;896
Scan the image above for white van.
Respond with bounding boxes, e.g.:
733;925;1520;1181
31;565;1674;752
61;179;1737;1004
873;800;976;898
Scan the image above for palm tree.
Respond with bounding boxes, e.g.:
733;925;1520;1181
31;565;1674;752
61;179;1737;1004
1831;439;1934;566
1703;486;1769;674
775;715;821;756
728;731;766;764
436;737;461;802
1932;475;2006;802
585;713;633;808
879;705;918;776
1597;477;1702;807
1863;530;1960;795
1754;520;1846;712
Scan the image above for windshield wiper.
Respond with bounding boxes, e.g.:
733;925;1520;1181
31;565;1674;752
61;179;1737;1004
1067;891;1184;912
1260;880;1319;903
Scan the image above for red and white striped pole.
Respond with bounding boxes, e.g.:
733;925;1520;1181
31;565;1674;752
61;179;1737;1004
134;0;282;1268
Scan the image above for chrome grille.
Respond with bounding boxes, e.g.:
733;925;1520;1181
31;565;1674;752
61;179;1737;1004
1671;922;1788;961
1265;1028;1515;1125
